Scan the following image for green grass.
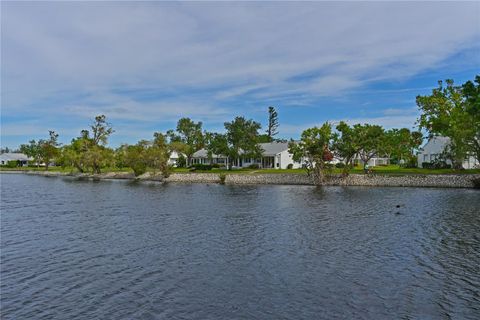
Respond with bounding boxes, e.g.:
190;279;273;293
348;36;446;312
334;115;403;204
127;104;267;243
2;164;479;175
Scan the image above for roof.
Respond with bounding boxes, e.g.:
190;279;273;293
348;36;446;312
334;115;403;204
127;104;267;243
419;136;451;154
0;153;31;161
192;142;291;158
259;142;290;156
192;149;225;158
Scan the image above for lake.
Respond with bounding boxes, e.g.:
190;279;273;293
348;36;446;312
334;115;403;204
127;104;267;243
1;173;479;319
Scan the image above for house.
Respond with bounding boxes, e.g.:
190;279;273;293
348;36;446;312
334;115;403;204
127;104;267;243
191;141;305;169
168;151;186;167
352;154;390;167
0;153;31;166
417;136;479;169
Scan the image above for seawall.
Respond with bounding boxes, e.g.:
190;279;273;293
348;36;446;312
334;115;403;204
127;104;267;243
2;170;479;188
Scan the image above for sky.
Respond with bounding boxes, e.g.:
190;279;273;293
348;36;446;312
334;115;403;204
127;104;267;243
1;1;479;149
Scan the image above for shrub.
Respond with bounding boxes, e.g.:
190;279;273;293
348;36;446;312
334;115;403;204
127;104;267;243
176;155;186;168
219;173;226;184
248;164;260;169
212;163;221;168
5;160;19;168
335;162;345;168
189;164;213;171
422;161;451;169
287;163;293;169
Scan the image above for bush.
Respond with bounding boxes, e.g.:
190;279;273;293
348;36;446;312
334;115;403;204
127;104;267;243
5;160;19;168
287;163;293;169
248;164;260;169
422;161;451;169
219;173;226;184
212;163;221;168
176;155;186;168
189;164;213;171
335;162;345;168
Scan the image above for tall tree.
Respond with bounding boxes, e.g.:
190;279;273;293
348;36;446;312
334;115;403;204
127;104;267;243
289;123;334;184
39;131;60;170
62;115;114;174
353;124;384;169
332;121;360;175
169;118;204;166
266;106;279;141
20;140;42;167
207;116;262;170
417;77;480;168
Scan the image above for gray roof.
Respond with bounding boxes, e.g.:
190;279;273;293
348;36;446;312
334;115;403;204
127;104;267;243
192;142;291;158
259;142;290;156
0;153;31;161
192;149;225;158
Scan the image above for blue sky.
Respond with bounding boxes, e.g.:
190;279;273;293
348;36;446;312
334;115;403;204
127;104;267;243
1;1;479;149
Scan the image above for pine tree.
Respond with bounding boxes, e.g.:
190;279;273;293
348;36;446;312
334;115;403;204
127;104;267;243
266;106;279;140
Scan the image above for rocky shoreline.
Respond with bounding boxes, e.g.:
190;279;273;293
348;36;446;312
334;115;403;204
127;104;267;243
2;170;479;188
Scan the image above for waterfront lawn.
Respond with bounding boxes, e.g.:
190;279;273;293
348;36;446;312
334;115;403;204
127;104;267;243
2;165;479;175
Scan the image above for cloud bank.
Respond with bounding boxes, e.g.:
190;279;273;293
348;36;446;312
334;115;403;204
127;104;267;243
1;1;479;146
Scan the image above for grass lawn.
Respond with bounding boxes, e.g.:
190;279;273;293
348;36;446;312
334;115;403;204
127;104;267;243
2;165;479;175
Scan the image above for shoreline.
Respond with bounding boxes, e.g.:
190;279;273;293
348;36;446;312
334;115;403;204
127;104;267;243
2;170;479;188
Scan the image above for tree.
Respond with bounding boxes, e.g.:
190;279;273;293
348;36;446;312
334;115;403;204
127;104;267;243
168;118;204;167
207;116;262;170
38;131;60;170
123;141;150;176
462;76;480;162
289;122;334;184
61;115;115;174
417;77;480;168
266;106;279;141
332;121;360;175
20;140;42;167
353;124;384;169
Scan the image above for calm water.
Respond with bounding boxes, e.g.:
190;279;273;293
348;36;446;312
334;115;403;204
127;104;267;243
1;174;479;319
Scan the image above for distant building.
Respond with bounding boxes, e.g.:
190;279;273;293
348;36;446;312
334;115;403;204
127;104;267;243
0;153;31;166
417;136;479;169
191;141;305;169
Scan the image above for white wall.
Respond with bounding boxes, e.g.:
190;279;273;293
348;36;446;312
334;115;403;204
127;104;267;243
417;137;479;169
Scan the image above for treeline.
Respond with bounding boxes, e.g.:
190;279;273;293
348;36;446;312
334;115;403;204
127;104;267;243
14;75;479;178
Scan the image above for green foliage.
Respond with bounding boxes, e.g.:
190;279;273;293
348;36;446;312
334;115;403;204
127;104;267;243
176;154;187;168
189;164;213;171
287;163;293;169
5;160;19;168
417;76;480;167
167;118;204;165
123;143;149;176
219;173;226;184
207;116;262;170
289;122;334;183
248;164;260;169
354;124;384;169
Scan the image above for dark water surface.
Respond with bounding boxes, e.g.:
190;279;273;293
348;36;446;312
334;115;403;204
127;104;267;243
1;174;479;319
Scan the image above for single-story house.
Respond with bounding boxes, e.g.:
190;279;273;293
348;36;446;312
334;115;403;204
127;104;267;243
191;141;305;169
417;136;479;169
352;154;390;167
0;153;32;166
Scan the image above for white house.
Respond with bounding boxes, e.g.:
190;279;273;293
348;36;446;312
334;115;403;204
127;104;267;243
0;153;31;166
191;141;305;169
417;136;479;169
352;154;390;167
168;151;186;167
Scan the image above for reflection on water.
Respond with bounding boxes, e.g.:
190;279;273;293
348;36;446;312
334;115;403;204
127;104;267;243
1;174;479;319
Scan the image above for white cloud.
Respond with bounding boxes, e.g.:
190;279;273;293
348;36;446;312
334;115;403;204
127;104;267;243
1;1;479;146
